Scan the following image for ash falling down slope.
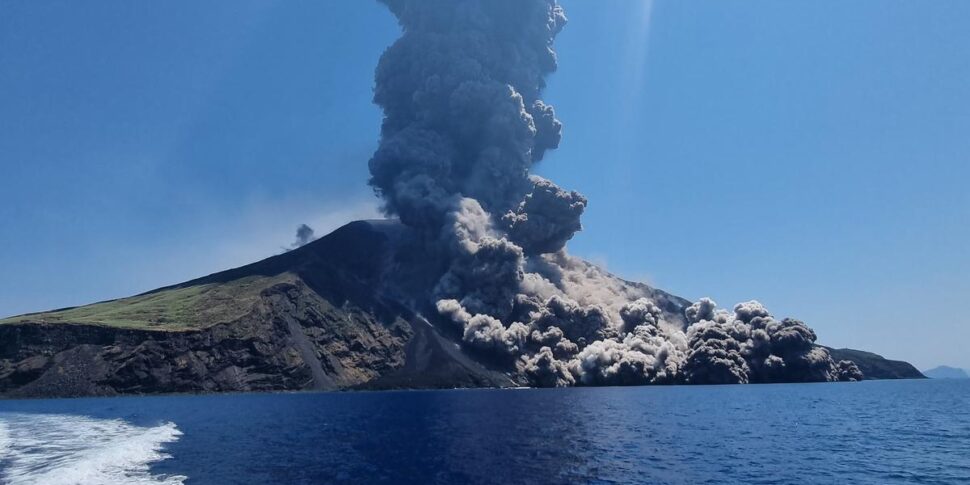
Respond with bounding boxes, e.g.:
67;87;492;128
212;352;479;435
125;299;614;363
366;0;862;386
0;0;925;398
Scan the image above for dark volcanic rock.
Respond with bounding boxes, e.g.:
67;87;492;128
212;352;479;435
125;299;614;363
825;347;926;380
0;221;516;399
0;283;403;398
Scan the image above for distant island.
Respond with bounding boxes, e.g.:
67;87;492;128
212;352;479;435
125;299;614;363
923;366;969;379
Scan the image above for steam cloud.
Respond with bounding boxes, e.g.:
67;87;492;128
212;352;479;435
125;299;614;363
370;0;859;386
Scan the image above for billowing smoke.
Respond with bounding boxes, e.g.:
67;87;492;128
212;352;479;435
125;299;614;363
370;0;859;387
836;359;864;382
681;299;848;384
288;224;316;250
369;0;577;244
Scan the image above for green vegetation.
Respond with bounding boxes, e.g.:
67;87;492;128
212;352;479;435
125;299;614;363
0;274;295;331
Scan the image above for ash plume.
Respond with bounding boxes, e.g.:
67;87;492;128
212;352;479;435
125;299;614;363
370;0;859;386
288;224;316;250
295;224;315;245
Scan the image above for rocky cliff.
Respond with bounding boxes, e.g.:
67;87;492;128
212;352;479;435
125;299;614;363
826;348;925;380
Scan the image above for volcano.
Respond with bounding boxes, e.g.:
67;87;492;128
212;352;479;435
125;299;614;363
0;221;922;398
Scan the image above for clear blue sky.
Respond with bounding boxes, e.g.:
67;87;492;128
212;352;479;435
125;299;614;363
1;1;967;371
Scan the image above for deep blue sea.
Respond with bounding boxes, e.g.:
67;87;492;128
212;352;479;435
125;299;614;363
0;379;968;484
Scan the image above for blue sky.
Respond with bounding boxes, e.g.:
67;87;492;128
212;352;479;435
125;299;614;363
1;1;967;370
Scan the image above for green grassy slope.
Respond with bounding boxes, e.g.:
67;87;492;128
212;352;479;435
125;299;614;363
0;274;295;331
0;220;398;332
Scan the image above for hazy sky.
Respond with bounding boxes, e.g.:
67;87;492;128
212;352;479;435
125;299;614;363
1;1;967;370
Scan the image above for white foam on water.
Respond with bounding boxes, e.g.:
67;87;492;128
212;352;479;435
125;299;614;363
0;419;11;458
0;412;186;485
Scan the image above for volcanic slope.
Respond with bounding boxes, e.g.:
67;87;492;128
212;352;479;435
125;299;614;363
0;221;517;397
0;220;920;398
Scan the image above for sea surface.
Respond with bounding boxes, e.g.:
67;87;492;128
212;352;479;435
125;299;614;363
0;379;968;484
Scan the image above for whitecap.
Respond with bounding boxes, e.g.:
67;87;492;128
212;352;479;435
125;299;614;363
0;412;186;485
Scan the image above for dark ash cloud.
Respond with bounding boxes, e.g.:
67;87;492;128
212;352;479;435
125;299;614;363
368;0;860;387
288;224;316;249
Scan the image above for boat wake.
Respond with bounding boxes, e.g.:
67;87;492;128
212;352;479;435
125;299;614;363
0;412;185;485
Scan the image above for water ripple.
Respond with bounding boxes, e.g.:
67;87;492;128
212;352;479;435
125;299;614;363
0;380;967;484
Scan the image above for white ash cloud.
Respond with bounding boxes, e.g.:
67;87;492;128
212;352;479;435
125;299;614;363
370;0;859;387
519;346;575;388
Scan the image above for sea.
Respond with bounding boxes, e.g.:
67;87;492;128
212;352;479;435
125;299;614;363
0;379;967;484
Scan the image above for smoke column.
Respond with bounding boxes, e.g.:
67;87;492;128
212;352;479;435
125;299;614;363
291;224;316;248
370;0;860;386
